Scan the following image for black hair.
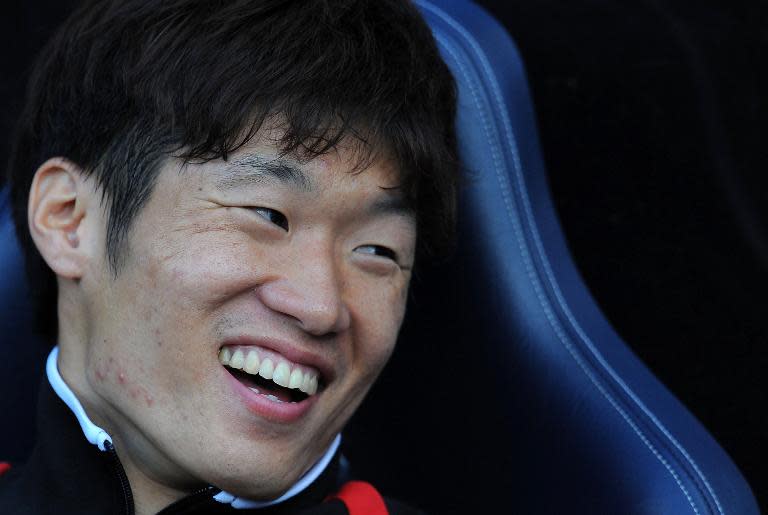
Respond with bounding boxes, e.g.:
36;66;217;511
6;0;458;341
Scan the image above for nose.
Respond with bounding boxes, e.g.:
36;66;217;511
255;254;351;336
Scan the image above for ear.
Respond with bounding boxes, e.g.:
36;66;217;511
28;158;97;279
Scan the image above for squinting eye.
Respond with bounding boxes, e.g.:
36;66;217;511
355;244;398;262
252;207;289;231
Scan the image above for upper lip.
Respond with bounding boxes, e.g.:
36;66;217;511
219;335;336;384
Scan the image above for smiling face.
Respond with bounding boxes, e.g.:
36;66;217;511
58;138;416;500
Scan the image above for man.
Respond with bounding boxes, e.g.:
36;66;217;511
0;0;458;514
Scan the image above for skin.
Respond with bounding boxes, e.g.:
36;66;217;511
28;134;416;515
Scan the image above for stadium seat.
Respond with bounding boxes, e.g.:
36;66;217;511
342;1;761;513
0;187;48;463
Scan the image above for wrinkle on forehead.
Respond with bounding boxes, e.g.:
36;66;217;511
214;154;313;193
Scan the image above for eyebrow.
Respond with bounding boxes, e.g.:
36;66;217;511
366;193;415;220
214;153;414;220
215;154;313;192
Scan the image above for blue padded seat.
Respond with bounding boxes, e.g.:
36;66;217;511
0;187;49;463
343;1;760;514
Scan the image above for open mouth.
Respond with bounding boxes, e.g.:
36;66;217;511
219;346;322;404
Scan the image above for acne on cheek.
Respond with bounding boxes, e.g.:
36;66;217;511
121;371;155;408
94;356;114;382
93;358;155;407
133;388;155;407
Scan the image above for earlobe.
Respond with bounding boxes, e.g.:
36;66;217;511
66;231;80;248
28;158;92;279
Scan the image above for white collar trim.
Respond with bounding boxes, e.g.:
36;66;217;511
46;346;341;510
46;346;113;451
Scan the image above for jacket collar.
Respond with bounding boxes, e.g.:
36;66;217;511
35;346;343;513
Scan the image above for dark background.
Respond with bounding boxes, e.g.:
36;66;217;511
2;0;766;509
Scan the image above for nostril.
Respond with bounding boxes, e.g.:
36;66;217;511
298;301;350;336
255;279;350;335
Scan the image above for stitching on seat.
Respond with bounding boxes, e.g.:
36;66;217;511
419;2;722;513
433;33;699;515
425;3;723;512
472;24;725;515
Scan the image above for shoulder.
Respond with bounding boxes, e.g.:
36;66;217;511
0;461;24;509
382;497;426;515
0;457;55;514
0;461;17;492
322;480;426;515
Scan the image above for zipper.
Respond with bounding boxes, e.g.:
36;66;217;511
101;439;217;514
156;486;217;514
104;440;135;515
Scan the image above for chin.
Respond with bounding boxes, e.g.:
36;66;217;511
203;454;306;499
214;474;295;501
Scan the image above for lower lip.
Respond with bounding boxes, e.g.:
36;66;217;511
222;366;318;423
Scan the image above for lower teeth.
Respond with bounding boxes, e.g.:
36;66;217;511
249;388;296;404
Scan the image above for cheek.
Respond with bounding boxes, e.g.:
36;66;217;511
348;278;409;373
90;355;156;408
85;260;219;405
147;233;274;306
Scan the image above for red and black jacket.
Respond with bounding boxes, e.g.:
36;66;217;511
0;382;423;515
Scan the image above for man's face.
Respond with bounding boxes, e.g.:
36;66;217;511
73;138;415;498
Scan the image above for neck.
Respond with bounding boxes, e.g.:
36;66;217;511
122;457;191;515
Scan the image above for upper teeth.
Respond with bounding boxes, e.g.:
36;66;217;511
218;347;319;396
